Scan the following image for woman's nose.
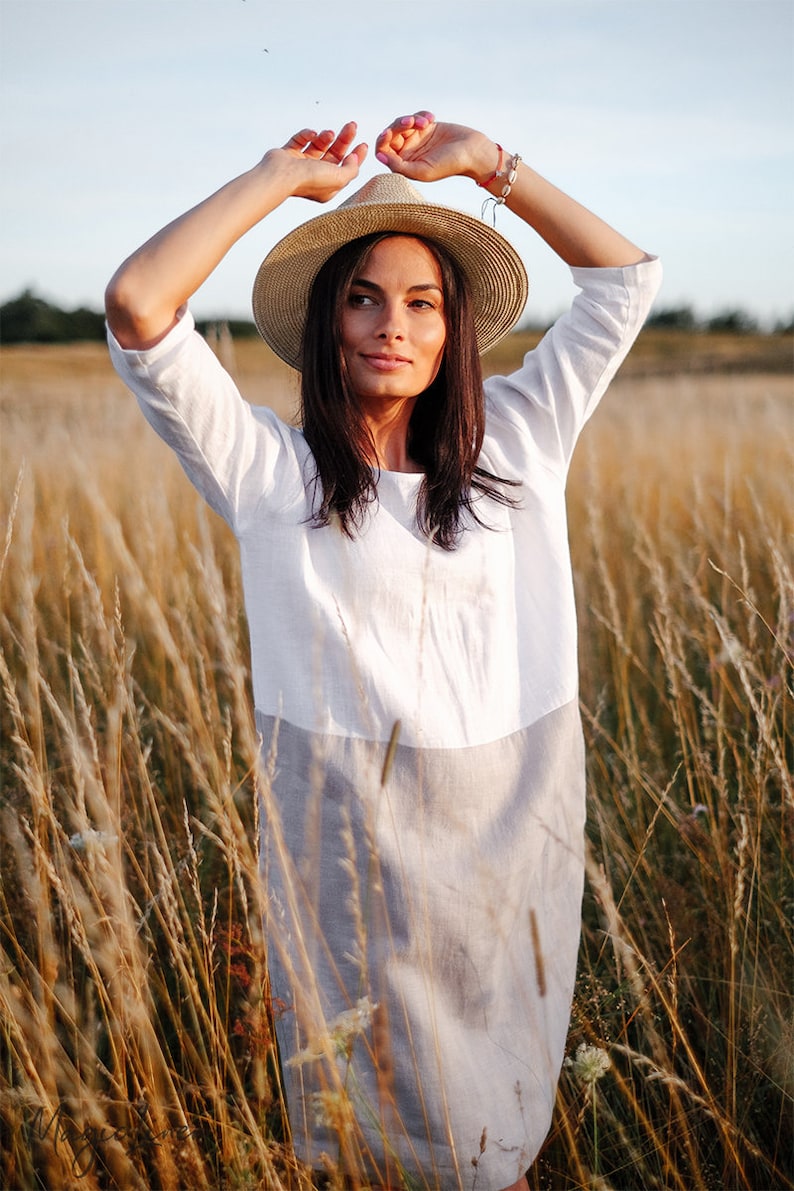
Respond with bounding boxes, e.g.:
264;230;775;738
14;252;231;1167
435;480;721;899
376;302;404;339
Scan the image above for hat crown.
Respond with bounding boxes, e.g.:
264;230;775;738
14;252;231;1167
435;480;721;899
338;172;427;211
252;172;528;369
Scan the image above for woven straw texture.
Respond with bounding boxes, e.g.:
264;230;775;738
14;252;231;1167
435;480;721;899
252;174;529;370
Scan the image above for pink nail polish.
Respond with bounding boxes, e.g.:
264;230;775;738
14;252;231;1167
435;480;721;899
376;151;388;165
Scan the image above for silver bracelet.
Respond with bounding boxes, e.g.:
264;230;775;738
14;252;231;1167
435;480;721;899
481;152;521;224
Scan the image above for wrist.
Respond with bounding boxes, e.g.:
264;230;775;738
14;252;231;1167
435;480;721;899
459;135;501;186
254;148;309;200
474;143;506;189
478;149;522;210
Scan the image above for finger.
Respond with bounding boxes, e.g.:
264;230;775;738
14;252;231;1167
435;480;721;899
375;127;408;156
302;128;337;157
377;111;435;158
375;146;397;169
396;110;435;131
324;121;358;161
375;130;417;170
376;151;429;179
340;142;368;172
284;128;320;149
378;116;414;144
284;128;340;161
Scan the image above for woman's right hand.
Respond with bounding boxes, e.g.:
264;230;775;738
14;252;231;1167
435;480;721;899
265;122;368;203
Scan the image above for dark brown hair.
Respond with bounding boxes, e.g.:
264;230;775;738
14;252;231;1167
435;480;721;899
300;232;518;551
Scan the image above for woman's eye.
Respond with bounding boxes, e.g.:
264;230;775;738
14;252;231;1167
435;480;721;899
347;293;440;311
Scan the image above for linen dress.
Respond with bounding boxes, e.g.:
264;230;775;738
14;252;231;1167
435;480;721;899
109;255;662;1189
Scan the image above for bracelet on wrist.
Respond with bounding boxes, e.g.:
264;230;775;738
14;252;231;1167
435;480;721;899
478;144;505;189
480;150;521;223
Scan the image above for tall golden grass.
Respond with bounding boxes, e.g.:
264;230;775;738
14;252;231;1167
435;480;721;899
1;337;792;1189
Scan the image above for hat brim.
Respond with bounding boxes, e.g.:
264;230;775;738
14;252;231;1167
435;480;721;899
251;197;529;371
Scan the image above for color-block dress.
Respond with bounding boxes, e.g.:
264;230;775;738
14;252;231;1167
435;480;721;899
108;255;662;1190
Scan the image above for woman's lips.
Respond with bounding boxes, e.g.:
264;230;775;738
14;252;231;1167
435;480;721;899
360;353;411;371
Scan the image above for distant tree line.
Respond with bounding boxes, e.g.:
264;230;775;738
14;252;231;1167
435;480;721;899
1;289;792;345
646;303;794;334
0;290;261;344
1;290;106;343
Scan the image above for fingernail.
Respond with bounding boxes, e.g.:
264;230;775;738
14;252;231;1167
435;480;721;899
376;151;388;165
400;116;412;126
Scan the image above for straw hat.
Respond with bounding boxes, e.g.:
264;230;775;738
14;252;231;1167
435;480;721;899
251;173;529;370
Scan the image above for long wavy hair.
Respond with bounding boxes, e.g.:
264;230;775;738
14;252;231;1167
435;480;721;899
300;232;518;551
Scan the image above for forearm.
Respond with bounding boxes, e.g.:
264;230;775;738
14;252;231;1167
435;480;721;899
476;144;646;269
105;159;295;349
375;116;647;270
105;124;367;350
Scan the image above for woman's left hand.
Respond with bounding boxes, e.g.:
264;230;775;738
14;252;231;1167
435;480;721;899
375;111;498;185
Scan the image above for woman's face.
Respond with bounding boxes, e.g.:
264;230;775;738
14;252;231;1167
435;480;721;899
340;236;447;406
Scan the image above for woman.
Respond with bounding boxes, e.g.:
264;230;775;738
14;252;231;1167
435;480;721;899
106;111;661;1190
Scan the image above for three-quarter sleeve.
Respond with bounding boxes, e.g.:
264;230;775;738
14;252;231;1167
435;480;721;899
107;308;299;536
483;255;663;480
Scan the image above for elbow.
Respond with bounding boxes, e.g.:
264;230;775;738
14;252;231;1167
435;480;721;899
104;267;176;349
104;267;142;344
104;270;130;334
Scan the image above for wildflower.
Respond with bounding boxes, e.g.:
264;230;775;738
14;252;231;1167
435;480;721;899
68;830;118;854
713;637;744;667
328;996;377;1044
287;996;378;1067
566;1042;612;1088
309;1089;355;1132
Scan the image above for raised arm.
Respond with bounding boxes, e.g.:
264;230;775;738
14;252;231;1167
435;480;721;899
375;111;646;268
105;124;368;349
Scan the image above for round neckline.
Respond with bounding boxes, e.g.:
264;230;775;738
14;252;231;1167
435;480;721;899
377;468;424;484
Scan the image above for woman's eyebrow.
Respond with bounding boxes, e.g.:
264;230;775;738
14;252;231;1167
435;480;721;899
350;277;443;295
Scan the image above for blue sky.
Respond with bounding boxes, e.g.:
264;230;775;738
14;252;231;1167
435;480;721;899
1;0;792;327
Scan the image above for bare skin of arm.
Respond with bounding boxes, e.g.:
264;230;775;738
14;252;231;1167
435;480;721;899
105;124;368;349
106;109;645;352
375;110;646;268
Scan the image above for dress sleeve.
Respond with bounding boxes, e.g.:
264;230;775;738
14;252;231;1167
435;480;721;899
107;308;295;536
482;255;663;480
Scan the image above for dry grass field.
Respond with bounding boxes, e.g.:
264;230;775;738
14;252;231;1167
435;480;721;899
1;328;792;1190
